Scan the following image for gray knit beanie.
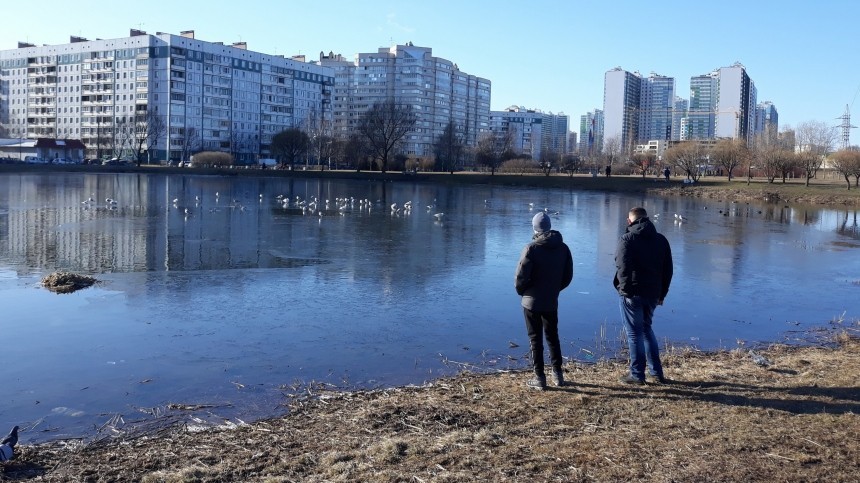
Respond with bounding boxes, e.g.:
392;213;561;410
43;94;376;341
532;212;551;233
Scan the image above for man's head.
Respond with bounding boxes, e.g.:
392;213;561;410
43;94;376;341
532;212;551;233
627;207;648;224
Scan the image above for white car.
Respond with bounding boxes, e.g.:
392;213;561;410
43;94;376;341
24;156;45;164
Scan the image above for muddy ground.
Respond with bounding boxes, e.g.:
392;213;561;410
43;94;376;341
2;330;858;482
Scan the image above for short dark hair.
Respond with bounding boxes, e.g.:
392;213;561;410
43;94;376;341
629;207;648;220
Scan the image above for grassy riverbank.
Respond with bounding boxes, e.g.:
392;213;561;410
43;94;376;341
2;329;858;482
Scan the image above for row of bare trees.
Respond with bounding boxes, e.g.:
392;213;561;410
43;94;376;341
659;120;844;187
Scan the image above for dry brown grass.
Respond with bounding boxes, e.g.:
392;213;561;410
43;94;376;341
3;333;858;482
39;272;97;294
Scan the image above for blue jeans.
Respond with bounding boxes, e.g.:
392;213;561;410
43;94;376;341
619;295;663;380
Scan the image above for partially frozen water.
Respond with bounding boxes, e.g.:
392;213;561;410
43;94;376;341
1;172;858;441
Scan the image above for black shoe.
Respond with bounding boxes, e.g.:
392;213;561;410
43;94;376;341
527;376;547;391
619;374;645;385
647;374;669;384
552;369;566;387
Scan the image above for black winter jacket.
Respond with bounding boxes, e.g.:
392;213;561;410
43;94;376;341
613;218;673;300
515;230;573;312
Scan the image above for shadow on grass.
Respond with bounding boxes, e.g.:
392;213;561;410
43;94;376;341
592;379;860;415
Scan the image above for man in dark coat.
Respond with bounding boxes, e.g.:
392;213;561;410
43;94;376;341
515;212;574;390
613;207;673;384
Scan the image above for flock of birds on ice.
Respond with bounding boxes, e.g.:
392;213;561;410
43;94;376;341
76;189;773;227
80;190;447;222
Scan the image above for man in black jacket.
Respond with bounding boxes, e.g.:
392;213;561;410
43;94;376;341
613;207;673;384
515;212;574;390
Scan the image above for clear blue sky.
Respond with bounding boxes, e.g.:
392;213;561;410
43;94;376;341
3;0;860;134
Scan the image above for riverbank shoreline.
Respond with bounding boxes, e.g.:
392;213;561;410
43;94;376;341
3;163;860;208
3;328;858;482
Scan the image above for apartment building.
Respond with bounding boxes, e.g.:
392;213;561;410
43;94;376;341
714;63;757;143
0;29;333;163
578;109;603;155
754;101;779;138
489;106;569;161
320;43;490;158
603;68;676;153
603;67;641;152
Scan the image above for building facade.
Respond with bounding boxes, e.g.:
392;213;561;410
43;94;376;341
489;106;569;161
754;100;778;138
687;70;720;140
0;29;333;163
603;67;641;153
672;96;688;141
320;43;490;158
714;63;757;143
578;109;603;155
637;73;675;144
603;69;676;153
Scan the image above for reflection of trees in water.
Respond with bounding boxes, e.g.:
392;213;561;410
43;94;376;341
836;210;859;239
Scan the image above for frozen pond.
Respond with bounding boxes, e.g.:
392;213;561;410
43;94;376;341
1;172;858;442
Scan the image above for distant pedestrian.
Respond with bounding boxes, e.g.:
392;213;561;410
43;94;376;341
613;207;673;385
605;165;612;177
515;212;574;390
663;166;670;182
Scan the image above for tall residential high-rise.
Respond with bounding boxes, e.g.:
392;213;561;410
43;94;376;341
603;68;676;153
541;111;569;156
638;73;675;143
0;30;333;163
578;109;603;155
320;43;490;157
687;70;719;140
715;63;757;143
489;106;569;161
671;96;688;141
754;101;778;137
603;67;641;152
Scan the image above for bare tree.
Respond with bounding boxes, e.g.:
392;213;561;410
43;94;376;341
433;121;465;174
271;128;310;169
629;153;656;178
113;119;136;159
130;111;167;166
561;153;584;177
356;100;416;173
180;127;201;163
710;138;749;181
475;129;515;175
663;141;709;182
601;135;622;174
540;149;561;177
829;149;860;189
751;124;792;184
795;120;838;186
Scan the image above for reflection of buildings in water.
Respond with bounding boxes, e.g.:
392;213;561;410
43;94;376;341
2;175;155;273
0;175;490;296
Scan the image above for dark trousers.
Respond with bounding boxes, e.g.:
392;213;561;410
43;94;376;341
523;308;563;376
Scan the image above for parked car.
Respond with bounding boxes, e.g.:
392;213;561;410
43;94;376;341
24;156;45;164
102;158;125;166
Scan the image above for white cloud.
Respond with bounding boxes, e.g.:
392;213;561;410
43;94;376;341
386;13;415;34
